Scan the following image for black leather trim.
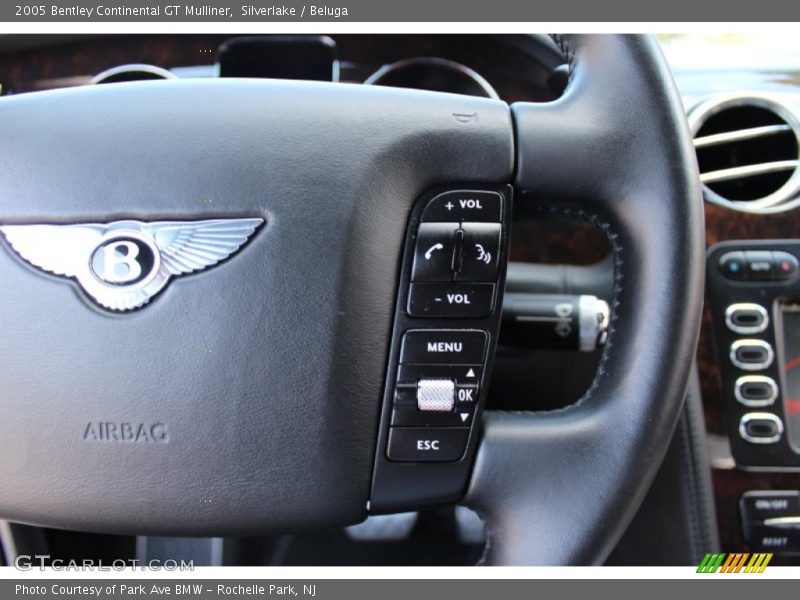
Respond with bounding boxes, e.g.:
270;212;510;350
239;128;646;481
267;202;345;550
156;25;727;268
680;368;721;561
607;367;720;565
463;35;705;564
0;79;513;535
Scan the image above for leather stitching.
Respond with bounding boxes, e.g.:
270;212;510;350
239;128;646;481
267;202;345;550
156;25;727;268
476;36;622;565
473;202;622;566
681;382;718;559
677;411;704;564
551;34;575;80
489;202;622;416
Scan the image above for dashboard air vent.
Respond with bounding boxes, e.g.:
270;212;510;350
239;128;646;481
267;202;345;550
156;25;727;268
690;95;800;212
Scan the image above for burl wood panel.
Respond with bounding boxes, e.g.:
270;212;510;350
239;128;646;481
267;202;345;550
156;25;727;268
508;218;609;265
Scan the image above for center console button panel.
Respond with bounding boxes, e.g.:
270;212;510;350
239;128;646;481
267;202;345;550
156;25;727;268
718;249;799;282
369;185;511;513
707;240;800;469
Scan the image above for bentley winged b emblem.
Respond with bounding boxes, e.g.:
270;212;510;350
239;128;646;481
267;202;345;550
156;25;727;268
0;218;263;312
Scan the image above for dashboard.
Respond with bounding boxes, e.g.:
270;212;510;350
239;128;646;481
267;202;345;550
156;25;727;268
1;33;800;565
0;34;564;100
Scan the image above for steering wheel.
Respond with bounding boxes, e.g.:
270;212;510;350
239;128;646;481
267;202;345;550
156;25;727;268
0;34;704;565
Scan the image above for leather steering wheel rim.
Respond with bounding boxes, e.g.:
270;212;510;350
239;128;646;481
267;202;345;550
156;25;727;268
462;34;705;565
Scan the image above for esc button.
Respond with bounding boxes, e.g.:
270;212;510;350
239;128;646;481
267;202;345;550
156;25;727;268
387;427;469;462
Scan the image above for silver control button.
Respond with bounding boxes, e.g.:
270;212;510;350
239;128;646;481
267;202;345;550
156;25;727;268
734;375;779;407
730;339;774;371
739;413;784;444
725;303;769;334
417;379;455;412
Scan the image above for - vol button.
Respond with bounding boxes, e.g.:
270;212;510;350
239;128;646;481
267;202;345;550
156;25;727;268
408;283;495;317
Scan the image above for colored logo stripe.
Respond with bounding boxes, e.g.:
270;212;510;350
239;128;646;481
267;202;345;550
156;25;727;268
745;553;773;573
721;553;749;572
697;553;726;573
697;552;772;573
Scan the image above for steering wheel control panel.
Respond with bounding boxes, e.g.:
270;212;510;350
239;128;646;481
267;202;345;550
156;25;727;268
708;240;800;470
369;186;512;512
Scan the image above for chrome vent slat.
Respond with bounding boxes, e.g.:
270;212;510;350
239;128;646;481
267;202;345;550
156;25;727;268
699;160;800;184
689;94;800;212
694;124;792;148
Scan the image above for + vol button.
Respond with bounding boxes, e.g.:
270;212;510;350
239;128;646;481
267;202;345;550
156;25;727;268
421;190;503;223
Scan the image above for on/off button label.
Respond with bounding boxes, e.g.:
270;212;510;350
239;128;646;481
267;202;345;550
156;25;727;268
399;329;487;365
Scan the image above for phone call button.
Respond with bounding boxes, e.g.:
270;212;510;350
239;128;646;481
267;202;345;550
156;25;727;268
411;222;459;282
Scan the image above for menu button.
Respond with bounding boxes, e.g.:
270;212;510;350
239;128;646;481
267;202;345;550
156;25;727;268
400;329;487;365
